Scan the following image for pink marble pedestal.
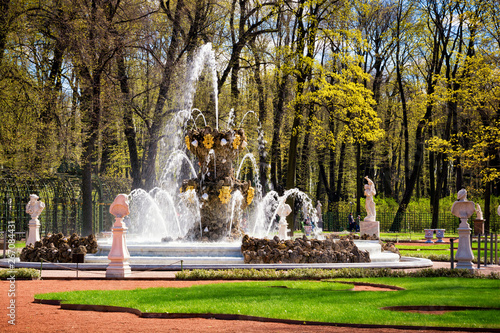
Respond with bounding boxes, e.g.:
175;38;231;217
106;194;131;278
360;220;380;239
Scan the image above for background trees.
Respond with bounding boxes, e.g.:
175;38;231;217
0;0;499;234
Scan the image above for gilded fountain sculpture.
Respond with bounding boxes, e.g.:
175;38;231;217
180;127;255;241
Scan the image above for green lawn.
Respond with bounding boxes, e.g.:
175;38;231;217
35;278;500;329
397;243;499;263
379;232;461;241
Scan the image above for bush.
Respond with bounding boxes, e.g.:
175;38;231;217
175;267;499;280
0;268;40;280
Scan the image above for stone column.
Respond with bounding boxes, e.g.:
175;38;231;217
26;194;45;246
106;194;131;278
451;189;475;270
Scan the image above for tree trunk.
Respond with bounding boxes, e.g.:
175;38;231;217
0;0;10;65
336;141;346;201
34;36;66;171
318;146;334;203
80;68;102;236
250;41;268;194
396;0;410;193
484;180;491;233
356;143;362;215
270;72;287;192
117;48;142;189
328;118;337;205
297;104;314;192
144;0;193;190
285;103;302;191
230;57;240;115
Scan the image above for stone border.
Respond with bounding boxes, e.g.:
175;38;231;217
1;256;433;270
33;299;500;332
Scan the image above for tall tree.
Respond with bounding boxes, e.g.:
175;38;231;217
392;0;455;230
142;0;214;190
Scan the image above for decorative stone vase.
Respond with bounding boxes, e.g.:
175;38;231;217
424;229;434;243
106;194;131;278
304;225;312;236
451;189;476;270
435;229;445;243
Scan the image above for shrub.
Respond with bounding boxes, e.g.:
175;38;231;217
0;268;40;280
175;267;498;280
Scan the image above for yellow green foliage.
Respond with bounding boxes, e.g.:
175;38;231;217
305;59;384;148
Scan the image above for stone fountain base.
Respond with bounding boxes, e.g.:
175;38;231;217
84;239;401;266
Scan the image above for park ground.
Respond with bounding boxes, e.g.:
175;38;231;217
1;238;499;332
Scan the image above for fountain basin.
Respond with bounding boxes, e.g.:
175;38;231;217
84;240;400;265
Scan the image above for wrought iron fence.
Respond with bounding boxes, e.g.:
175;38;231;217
0;170;131;238
2;168;498;238
322;211;499;233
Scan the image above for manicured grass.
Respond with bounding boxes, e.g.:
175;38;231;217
397;244;451;250
380;232;428;241
35;278;500;329
397;243;499;263
380;232;464;241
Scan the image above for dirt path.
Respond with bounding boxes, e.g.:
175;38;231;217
0;279;486;333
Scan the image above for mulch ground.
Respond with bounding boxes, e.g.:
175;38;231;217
0;278;488;333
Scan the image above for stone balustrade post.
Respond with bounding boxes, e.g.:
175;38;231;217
451;189;475;270
106;194;131;278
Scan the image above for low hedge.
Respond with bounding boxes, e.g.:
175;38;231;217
176;267;499;280
0;268;40;280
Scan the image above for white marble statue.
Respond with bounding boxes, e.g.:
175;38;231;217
277;203;292;239
497;204;500;217
26;194;45;219
475;203;483;220
26;194;45;246
316;201;322;223
364;176;376;221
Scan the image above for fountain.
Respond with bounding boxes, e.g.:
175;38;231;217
82;43;430;270
2;43;432;271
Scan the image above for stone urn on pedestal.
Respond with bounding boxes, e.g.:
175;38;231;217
26;194;45;246
360;177;380;239
451;189;475;270
106;194;131;278
181;127;254;242
424;229;434;243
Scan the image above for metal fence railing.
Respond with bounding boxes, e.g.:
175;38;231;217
0;170;131;238
2;168;498;238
